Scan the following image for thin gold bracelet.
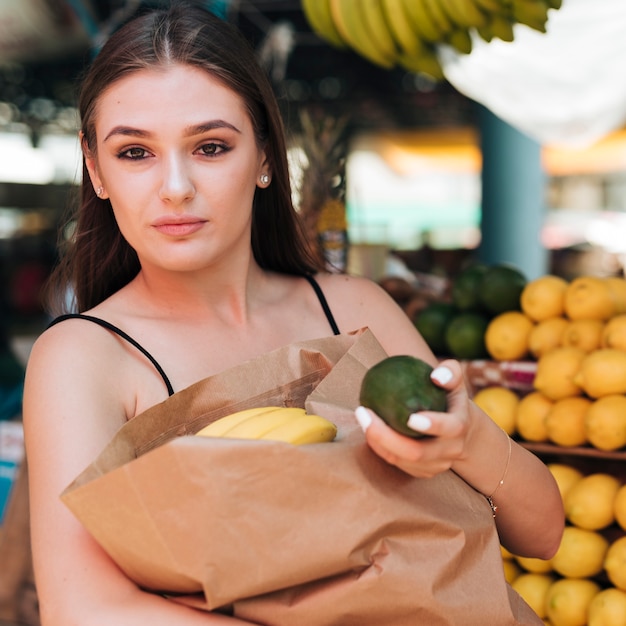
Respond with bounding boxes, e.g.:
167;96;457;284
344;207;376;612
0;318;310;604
487;431;512;518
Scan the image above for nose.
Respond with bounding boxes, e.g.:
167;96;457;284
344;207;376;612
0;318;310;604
158;153;196;204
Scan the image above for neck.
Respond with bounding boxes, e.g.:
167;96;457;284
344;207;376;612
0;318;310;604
128;262;268;323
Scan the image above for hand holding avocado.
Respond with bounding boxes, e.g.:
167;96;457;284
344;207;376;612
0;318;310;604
359;355;447;438
355;356;473;481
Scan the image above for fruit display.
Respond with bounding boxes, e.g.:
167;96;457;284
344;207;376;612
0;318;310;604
359;355;447;437
457;272;626;625
475;274;626;454
381;265;626;624
414;261;528;360
503;463;626;626
195;406;338;445
301;0;562;81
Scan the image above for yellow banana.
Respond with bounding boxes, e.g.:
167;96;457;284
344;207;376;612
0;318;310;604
261;413;338;445
439;0;488;29
446;27;473;54
475;22;494;42
195;407;337;445
301;0;347;49
222;407;306;439
401;0;444;43
423;0;455;36
489;13;515;41
361;0;400;63
398;49;445;82
196;406;283;437
381;0;425;57
473;0;510;13
329;0;395;68
511;0;550;32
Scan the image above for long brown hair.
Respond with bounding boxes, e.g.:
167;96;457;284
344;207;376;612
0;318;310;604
46;1;322;315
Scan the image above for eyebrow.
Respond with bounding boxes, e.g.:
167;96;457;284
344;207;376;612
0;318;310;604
103;119;242;142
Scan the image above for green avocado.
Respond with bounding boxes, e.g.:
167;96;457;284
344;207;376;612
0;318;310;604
359;355;447;439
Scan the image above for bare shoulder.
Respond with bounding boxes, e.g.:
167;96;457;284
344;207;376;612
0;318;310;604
312;273;436;362
312;272;389;301
24;317;130;439
27;315;120;382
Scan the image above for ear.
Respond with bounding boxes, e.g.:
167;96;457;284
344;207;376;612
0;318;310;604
256;151;272;188
80;131;108;199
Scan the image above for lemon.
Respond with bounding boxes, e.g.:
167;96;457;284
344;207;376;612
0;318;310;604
606;276;626;314
484;311;534;361
545;577;601;626
614;484;626;532
574;349;626;398
533;347;585;401
528;317;568;359
515;391;552;442
545;396;591;447
516;554;553;574
601;313;626;351
561;319;604;352
521;275;569;322
512;572;555;619
551;526;609;578
547;463;584;501
564;275;618;321
501;544;515;560
503;559;522;585
604;536;626;591
472;385;519;435
588;587;626;626
585;395;626;451
564;473;621;530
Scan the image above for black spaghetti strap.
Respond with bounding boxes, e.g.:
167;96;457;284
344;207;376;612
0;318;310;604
47;314;175;396
303;275;340;335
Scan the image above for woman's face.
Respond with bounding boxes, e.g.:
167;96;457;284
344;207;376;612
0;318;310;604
85;64;269;274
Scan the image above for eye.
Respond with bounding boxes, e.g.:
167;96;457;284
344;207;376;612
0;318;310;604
197;142;228;157
118;146;149;160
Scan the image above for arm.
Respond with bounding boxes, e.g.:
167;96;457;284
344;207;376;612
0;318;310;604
321;274;564;559
23;325;258;626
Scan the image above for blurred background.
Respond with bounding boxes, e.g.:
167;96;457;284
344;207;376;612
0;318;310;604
0;0;624;337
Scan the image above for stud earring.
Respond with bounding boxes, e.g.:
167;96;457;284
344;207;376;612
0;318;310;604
95;186;104;198
260;173;270;185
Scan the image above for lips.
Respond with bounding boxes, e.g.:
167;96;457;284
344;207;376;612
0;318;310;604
152;215;207;236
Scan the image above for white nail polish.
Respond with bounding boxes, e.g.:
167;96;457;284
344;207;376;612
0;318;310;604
431;366;453;385
407;413;432;432
355;406;372;432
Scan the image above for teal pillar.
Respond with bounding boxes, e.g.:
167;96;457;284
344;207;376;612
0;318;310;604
477;105;549;281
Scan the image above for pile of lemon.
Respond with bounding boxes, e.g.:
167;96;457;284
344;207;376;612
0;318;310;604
503;463;626;625
477;274;626;452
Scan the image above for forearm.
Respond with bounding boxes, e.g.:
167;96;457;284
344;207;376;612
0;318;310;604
452;401;564;559
41;586;258;626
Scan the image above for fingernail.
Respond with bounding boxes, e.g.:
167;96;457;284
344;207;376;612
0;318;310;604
431;366;453;385
355;406;372;432
407;413;432;432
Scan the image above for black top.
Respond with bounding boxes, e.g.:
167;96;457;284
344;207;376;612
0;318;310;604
46;274;341;396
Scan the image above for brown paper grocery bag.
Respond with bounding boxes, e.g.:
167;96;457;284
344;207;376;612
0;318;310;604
61;328;541;626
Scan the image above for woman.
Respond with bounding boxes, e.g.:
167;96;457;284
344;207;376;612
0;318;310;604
23;2;563;624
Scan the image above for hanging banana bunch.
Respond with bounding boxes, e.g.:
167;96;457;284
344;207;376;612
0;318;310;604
301;0;562;81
